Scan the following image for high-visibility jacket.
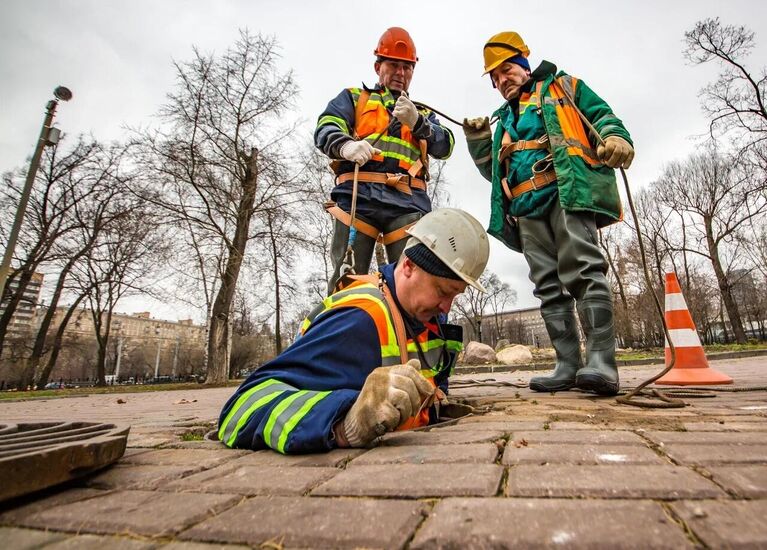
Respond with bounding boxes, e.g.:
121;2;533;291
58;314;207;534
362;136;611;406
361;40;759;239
467;61;632;252
217;262;463;454
315;85;454;213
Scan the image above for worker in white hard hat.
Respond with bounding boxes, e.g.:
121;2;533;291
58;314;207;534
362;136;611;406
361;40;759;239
463;31;634;397
218;208;489;453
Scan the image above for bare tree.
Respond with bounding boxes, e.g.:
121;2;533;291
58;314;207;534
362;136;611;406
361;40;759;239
653;148;767;343
30;144;130;387
133;30;299;383
684;18;767;155
77;202;167;385
0;139;105;356
427;159;453;209
452;271;511;344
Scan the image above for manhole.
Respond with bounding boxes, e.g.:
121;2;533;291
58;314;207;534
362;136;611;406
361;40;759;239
0;422;130;503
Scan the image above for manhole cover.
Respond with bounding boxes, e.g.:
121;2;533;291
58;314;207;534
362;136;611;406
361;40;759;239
0;422;130;503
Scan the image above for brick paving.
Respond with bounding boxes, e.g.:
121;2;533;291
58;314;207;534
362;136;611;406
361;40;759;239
0;356;765;548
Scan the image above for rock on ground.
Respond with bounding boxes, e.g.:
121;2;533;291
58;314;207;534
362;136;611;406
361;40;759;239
463;342;497;365
497;345;534;365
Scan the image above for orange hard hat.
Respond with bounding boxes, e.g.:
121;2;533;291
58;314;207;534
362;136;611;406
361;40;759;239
374;27;418;63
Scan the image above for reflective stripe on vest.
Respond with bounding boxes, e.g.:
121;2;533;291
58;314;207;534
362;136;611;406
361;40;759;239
300;279;453;378
301;281;400;361
349;88;427;175
538;77;601;166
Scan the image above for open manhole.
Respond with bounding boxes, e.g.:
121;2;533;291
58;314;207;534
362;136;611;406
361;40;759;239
0;422;130;503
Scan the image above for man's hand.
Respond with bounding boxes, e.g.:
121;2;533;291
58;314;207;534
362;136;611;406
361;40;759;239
597;136;634;169
463;117;491;140
339;140;382;166
393;94;419;128
339;359;434;448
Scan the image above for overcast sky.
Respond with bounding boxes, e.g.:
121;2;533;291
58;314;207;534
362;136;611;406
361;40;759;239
2;0;766;322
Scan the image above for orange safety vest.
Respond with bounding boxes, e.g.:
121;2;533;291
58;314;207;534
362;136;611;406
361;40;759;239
351;88;429;179
300;273;459;430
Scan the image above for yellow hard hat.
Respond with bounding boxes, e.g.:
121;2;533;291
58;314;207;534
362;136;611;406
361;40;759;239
483;31;530;75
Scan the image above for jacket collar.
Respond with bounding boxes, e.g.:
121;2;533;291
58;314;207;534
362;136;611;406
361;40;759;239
493;60;558;118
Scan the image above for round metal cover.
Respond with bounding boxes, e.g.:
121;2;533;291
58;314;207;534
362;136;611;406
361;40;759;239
0;422;129;503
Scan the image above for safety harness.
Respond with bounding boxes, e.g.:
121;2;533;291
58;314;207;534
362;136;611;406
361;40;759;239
325;89;430;252
332;271;449;428
498;77;601;202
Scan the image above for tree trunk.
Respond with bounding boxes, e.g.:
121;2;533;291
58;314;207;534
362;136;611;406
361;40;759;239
25;261;77;384
0;269;35;356
704;217;746;343
36;294;87;387
93;310;113;386
206;147;259;384
269;215;283;354
602;237;634;346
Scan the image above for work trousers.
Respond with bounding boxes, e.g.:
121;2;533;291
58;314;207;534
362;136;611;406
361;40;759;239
327;210;422;294
518;201;612;314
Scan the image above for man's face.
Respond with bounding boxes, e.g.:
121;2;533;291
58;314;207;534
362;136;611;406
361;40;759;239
398;259;467;323
375;59;415;93
490;61;531;100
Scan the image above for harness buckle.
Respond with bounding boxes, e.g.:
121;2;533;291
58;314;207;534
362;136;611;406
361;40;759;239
531;153;554;175
385;173;406;187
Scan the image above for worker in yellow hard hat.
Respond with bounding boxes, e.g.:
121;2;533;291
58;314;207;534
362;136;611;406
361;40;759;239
464;31;634;397
315;27;455;294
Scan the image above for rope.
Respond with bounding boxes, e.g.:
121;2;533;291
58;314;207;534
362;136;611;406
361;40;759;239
412;100;499;128
451;378;529;389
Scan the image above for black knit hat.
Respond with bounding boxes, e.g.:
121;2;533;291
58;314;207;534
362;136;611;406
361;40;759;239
404;243;462;281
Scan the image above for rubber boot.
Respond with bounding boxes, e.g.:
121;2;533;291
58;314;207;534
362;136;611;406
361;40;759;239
575;300;620;396
529;308;583;392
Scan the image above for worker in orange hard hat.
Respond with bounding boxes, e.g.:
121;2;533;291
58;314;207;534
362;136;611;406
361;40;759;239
315;27;455;294
463;31;635;397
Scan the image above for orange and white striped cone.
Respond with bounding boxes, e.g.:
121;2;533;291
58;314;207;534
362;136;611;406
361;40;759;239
656;272;733;385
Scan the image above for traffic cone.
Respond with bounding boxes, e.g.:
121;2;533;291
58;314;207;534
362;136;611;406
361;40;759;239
656;272;733;385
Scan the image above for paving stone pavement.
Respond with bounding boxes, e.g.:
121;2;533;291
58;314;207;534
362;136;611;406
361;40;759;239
0;356;765;548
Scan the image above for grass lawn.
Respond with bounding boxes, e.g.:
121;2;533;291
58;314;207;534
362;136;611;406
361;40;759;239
617;342;767;361
0;380;241;401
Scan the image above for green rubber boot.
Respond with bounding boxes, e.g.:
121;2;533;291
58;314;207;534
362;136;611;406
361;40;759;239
529;307;583;393
575;300;620;396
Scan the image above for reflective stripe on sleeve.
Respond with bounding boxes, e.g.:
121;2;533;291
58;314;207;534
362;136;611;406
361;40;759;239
264;389;332;453
219;379;294;447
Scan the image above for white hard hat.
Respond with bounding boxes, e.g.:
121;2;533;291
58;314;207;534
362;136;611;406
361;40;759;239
405;208;490;292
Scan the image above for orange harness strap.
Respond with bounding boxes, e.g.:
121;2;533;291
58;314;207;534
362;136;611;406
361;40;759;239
502;169;558;200
325;202;417;246
336;171;426;195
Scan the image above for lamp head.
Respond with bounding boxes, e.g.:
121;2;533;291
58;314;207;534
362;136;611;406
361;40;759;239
53;86;72;101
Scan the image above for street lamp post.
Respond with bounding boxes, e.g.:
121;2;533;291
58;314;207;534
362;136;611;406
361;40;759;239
154;326;161;380
0;87;72;302
113;320;123;381
172;336;180;380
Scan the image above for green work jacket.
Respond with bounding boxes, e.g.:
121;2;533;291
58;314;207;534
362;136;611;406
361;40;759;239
467;61;633;252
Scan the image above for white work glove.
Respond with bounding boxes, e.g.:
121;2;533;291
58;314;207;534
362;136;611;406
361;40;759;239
339;140;382;166
463;117;492;141
340;359;435;448
393;94;419;128
597;135;634;169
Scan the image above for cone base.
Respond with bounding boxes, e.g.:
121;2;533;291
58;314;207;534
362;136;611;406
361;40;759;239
655;367;733;386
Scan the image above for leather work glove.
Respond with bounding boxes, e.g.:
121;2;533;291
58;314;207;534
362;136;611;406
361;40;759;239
462;117;491;141
597;135;634;169
339;140;382;166
393;94;419;128
338;359;435;448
